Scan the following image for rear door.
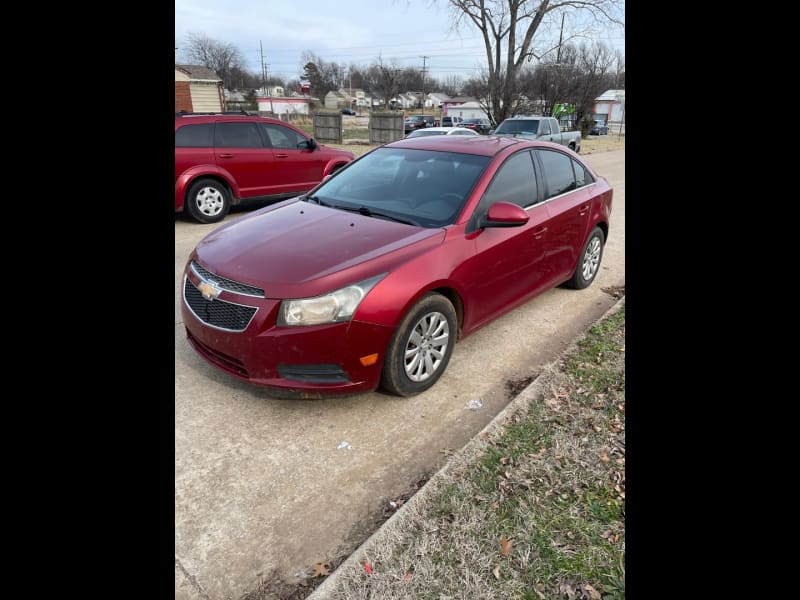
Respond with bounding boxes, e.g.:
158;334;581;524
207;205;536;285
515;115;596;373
535;148;593;280
213;120;274;198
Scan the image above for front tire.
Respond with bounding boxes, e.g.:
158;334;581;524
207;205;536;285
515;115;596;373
186;178;230;224
565;226;605;289
380;293;457;397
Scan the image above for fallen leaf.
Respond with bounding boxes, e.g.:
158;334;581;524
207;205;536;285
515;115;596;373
312;562;330;577
499;536;514;556
364;560;373;575
492;565;501;579
559;581;575;599
404;572;412;581
440;447;454;455
500;456;511;465
599;450;610;463
584;583;601;599
533;583;546;599
490;502;500;510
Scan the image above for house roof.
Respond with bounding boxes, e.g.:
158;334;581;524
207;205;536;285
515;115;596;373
595;89;625;101
175;64;222;82
445;96;477;104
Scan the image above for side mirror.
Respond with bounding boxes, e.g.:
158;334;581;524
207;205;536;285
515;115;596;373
298;138;317;151
482;201;529;228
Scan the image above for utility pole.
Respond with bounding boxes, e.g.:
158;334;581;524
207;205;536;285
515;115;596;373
260;40;274;115
420;55;429;119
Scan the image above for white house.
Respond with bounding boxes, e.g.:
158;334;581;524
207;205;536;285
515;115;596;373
592;89;625;124
441;101;488;120
257;95;312;116
427;92;450;109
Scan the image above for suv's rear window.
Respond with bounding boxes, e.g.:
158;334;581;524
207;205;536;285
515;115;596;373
176;123;213;147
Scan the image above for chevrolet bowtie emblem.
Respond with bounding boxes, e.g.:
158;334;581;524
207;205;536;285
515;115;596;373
198;279;222;301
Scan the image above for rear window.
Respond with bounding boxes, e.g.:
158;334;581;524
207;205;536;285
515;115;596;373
494;120;539;135
175;123;213;147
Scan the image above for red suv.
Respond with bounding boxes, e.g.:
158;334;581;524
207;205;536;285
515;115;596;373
175;112;355;223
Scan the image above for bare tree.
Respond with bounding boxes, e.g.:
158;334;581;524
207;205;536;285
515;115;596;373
440;0;623;124
439;74;465;96
183;32;246;90
365;56;406;108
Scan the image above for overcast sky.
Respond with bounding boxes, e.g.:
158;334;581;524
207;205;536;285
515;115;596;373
175;0;625;82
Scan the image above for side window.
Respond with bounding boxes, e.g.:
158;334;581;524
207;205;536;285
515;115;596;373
480;150;538;211
175;123;213;147
538;149;577;198
538;120;551;135
571;158;595;188
214;122;263;148
262;124;306;149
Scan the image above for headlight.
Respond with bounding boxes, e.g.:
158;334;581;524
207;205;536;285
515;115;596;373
278;274;386;326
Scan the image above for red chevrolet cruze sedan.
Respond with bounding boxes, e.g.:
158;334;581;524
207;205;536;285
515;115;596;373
181;135;613;397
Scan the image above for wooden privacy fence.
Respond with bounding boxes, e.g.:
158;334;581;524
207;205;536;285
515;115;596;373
369;111;404;144
313;112;343;143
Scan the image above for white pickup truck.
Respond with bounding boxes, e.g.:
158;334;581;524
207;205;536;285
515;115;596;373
492;116;582;153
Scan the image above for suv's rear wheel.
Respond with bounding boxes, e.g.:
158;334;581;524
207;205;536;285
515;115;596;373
186;178;230;224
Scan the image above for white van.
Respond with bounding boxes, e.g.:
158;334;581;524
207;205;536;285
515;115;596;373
441;115;464;127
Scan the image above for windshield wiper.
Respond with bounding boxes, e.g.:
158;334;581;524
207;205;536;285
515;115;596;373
333;204;421;226
303;194;332;207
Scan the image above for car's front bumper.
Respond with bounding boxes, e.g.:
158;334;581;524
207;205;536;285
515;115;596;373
181;273;394;397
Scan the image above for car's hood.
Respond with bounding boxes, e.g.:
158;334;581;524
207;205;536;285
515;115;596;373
193;200;445;298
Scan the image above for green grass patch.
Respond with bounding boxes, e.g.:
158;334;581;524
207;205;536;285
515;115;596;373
321;303;625;599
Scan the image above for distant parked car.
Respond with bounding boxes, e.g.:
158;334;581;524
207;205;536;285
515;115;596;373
404;115;436;133
441;115;464;127
405;126;480;138
462;118;492;135
341;108;356;115
590;122;609;135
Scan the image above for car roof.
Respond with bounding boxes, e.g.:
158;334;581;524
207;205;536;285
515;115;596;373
387;134;529;156
409;126;477;134
175;113;284;125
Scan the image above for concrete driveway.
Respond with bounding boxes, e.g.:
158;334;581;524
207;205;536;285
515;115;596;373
175;149;625;599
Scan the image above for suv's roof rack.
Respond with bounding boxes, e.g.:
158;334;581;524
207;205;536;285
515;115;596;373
176;109;254;117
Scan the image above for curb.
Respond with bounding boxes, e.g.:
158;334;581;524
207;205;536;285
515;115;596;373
308;296;625;599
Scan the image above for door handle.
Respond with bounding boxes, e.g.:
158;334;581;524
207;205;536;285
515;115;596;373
218;153;233;158
533;226;548;239
275;153;289;158
578;204;589;216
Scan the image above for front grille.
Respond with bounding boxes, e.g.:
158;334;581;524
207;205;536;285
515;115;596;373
184;278;258;332
191;261;265;297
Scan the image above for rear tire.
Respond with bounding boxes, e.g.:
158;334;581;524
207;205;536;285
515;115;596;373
380;293;457;397
186;178;230;224
565;226;605;289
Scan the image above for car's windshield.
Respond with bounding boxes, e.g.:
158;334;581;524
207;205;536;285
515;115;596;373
307;148;491;228
494;120;539;135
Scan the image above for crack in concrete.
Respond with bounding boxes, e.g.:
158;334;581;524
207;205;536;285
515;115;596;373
176;557;212;600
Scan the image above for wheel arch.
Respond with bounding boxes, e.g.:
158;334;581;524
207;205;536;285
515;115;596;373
176;168;238;213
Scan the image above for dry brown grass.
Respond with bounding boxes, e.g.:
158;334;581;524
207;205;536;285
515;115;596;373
310;304;625;600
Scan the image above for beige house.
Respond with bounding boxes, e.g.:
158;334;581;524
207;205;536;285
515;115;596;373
175;65;224;113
